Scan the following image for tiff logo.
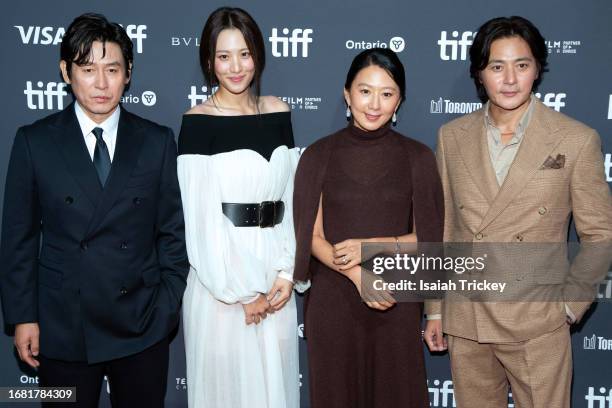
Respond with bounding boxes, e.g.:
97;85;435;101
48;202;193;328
14;26;64;45
124;25;147;54
269;28;313;57
428;379;515;407
605;154;612;183
438;31;474;61
24;81;68;110
585;387;612;408
535;92;566;112
187;85;218;107
428;379;455;407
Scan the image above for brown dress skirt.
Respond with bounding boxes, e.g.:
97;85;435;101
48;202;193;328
303;126;430;408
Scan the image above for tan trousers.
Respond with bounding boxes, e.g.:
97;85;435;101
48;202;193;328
448;324;572;408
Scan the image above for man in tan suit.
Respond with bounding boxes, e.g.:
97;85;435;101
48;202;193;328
423;16;612;408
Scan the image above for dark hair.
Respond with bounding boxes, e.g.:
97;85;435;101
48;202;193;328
344;48;406;108
199;7;265;98
61;13;133;78
469;16;548;102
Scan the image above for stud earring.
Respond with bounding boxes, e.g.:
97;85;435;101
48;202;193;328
392;112;397;126
346;106;351;120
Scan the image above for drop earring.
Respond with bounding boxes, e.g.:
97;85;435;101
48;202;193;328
346;106;351;120
392;111;397;126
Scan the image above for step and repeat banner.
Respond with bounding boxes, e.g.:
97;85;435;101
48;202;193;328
1;0;610;406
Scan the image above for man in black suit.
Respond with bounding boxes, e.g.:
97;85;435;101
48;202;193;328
0;13;188;407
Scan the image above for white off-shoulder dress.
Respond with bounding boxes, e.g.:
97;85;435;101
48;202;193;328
177;112;303;408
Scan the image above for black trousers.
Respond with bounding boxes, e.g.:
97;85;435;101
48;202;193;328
38;338;169;408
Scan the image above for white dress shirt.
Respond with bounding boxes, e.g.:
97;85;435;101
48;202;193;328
74;102;120;162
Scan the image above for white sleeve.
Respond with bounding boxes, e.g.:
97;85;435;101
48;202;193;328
272;148;310;292
178;155;269;304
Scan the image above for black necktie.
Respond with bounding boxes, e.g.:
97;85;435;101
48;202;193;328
92;127;111;187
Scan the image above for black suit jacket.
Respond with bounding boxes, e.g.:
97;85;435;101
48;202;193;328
0;103;188;363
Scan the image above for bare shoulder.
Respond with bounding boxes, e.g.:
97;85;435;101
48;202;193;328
259;95;290;113
184;100;217;116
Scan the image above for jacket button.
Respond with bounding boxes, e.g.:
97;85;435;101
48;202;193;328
538;206;547;215
120;241;128;249
133;197;141;205
120;287;128;295
65;196;74;204
80;241;88;250
475;232;484;240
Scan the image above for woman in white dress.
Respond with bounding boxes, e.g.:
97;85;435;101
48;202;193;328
177;7;305;408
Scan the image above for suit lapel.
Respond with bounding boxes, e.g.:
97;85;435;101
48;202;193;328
456;110;499;204
478;100;562;231
51;103;103;206
85;108;145;236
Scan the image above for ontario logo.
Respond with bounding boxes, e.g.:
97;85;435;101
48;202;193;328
121;90;157;106
345;36;406;53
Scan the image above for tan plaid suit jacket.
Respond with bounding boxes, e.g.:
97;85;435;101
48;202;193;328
426;98;612;342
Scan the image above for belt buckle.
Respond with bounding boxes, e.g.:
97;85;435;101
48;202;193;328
258;201;276;228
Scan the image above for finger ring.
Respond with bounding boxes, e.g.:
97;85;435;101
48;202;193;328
342;256;348;264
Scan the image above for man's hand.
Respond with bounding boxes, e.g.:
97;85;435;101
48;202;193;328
242;295;271;325
423;319;447;352
346;266;396;311
267;277;294;312
14;323;40;368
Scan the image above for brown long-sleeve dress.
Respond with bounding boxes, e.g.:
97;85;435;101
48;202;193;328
293;124;444;408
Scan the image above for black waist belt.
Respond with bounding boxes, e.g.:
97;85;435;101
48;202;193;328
222;201;285;228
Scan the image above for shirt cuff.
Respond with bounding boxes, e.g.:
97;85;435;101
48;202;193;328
277;271;294;283
564;303;576;323
240;293;262;305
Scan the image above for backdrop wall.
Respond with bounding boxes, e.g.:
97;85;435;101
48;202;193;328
1;0;610;406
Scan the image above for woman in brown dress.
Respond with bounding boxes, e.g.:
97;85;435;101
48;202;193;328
293;48;444;407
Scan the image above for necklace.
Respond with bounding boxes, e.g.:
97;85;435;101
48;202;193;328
211;92;257;113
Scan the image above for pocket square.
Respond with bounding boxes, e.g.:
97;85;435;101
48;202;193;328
540;154;565;169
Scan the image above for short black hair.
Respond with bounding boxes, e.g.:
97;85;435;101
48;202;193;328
61;13;133;78
469;16;548;102
345;48;406;108
199;7;265;98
